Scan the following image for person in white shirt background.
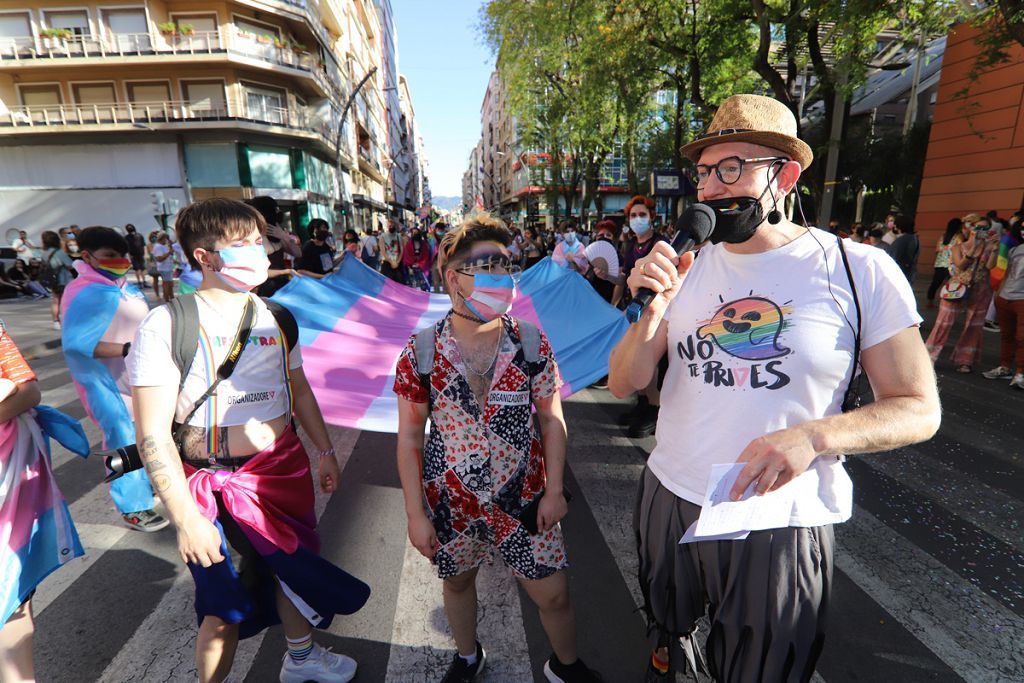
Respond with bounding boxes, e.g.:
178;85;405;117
608;94;941;681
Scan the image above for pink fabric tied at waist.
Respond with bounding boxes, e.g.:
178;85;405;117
185;426;319;555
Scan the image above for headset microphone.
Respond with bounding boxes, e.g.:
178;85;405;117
625;204;716;324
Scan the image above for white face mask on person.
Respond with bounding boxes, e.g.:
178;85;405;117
630;216;652;236
212;244;270;292
564;231;578;245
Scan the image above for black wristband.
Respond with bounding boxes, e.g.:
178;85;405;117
122;342;131;357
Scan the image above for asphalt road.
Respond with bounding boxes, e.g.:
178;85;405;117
1;290;1020;683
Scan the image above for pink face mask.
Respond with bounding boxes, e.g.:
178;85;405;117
214;244;270;291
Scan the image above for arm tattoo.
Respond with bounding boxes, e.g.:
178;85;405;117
141;436;158;458
152;474;172;493
145;458;167;474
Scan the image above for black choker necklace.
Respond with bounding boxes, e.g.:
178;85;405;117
451;309;484;324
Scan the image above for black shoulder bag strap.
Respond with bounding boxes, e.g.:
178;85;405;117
172;295;257;456
836;236;863;413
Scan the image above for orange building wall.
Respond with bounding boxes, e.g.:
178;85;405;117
915;22;1024;271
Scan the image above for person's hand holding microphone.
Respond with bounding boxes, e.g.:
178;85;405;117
626;204;716;323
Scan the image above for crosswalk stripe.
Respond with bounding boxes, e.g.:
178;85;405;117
385;542;533;682
837;505;1024;682
858;445;1024;551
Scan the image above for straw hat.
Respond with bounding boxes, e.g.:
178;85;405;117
680;94;813;169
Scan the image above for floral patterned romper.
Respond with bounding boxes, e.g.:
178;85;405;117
393;313;569;580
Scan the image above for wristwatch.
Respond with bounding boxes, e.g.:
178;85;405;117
121;342;131;357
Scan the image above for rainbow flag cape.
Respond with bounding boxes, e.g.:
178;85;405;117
990;232;1022;291
60;263;153;513
1;411;85;624
271;255;629;432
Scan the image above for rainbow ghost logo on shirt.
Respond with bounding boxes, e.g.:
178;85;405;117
696;295;793;361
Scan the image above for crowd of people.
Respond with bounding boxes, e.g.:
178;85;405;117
0;91;1020;683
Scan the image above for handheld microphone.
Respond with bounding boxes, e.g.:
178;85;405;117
625;204;716;324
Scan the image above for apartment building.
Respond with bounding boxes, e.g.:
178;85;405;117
0;0;426;238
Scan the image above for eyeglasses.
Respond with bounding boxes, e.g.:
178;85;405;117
457;256;522;281
691;156;788;187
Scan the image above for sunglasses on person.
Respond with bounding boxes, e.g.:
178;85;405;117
456;254;522;280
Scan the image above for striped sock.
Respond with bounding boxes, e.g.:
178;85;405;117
286;634;314;665
651;650;669;674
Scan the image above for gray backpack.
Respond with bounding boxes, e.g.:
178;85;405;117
414;319;542;402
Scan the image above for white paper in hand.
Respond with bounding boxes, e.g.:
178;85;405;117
583;240;619;278
693;463;796;538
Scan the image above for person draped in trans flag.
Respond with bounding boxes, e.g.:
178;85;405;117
394;213;603;683
61;226;168;532
1;319;86;681
128;198;369;683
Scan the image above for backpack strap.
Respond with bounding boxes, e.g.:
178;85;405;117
263;298;298;352
836;236;863;413
516;319;542;364
167;293;200;391
414;325;437;386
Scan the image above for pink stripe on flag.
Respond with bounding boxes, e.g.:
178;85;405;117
509;293;572;396
302;282;431;428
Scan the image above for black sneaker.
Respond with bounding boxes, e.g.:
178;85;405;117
627;404;660;438
983;320;1000;332
544;655;604;682
440;641;486;683
618;396;648;426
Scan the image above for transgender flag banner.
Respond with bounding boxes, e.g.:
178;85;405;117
271;255;629;433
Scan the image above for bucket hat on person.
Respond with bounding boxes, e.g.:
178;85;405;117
680;94;814;170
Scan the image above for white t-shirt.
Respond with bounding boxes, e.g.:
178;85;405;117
152;243;175;275
648;228;921;527
128;295;302;428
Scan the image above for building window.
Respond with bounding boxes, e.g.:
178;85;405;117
242;82;287;125
43;10;90;37
126;81;171;119
0;12;33;56
182;80;227;117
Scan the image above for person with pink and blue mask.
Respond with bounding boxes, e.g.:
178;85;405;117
551;219;589;273
128;199;369;683
393;213;602;683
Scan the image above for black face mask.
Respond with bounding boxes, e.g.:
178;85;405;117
315;231;329;242
702;196;767;244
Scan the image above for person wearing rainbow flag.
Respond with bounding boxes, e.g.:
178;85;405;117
61;227;168;532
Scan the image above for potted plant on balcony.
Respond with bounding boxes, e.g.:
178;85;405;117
157;21;178;37
291;41;306;56
39;27;72;49
178;23;195;37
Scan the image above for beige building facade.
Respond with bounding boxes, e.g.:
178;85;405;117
0;0;426;238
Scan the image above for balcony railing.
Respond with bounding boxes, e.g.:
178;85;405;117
0;28;342;99
0;99;334;145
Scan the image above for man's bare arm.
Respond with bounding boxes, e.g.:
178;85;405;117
731;327;941;498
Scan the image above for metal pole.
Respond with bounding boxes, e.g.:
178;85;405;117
334;66;378;219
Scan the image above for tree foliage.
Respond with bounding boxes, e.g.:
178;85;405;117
480;0;968;218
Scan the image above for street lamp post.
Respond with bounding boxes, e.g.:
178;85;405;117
334;66;378;227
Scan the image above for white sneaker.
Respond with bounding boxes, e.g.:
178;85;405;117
279;643;357;683
1011;374;1024;390
52;321;61;330
982;366;1014;380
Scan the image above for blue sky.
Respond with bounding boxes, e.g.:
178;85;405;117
392;0;494;199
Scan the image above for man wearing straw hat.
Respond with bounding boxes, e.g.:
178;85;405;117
608;94;942;681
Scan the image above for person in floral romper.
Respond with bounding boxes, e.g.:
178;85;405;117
394;213;602;683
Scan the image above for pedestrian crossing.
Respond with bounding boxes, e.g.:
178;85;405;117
16;344;1024;683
